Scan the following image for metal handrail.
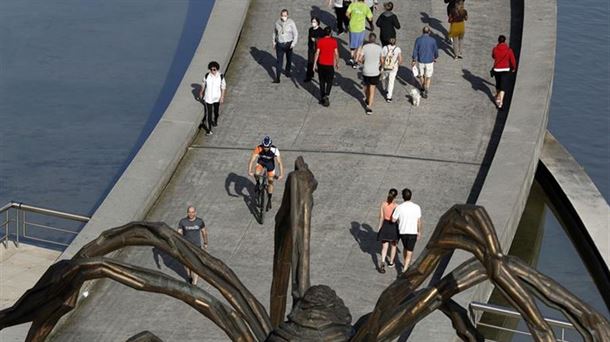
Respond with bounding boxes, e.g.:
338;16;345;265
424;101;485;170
0;202;90;222
0;201;90;249
469;301;575;341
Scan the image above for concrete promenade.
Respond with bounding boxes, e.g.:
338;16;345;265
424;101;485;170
51;0;514;340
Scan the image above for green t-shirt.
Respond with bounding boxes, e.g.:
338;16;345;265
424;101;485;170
347;2;373;33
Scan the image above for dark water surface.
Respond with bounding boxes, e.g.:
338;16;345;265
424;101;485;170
536;0;609;314
0;1;214;219
549;0;610;199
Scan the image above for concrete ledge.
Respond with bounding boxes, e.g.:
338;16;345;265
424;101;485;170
475;0;556;251
538;131;610;303
467;0;557;311
60;0;251;260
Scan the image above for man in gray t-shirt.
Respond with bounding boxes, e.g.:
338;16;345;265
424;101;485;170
358;33;383;114
177;206;208;285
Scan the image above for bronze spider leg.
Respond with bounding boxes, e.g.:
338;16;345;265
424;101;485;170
424;206;557;341
375;257;487;341
72;222;271;340
270;156;317;328
0;257;255;342
506;256;610;341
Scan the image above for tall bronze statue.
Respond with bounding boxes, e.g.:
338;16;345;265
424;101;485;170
1;157;608;341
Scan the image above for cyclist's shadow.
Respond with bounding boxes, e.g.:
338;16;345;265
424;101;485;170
225;172;259;220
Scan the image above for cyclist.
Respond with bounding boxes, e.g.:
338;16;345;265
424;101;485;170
248;136;284;211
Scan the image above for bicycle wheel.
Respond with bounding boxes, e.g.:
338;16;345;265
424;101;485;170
258;182;266;224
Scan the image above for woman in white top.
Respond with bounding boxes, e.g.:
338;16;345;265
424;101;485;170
380;38;402;102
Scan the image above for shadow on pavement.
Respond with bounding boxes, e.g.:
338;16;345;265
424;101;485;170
462;69;496;104
152;247;189;281
420;12;453;58
225;172;259;221
250;46;277;81
349;221;380;271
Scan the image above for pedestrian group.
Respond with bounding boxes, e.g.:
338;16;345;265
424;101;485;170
187;0;518;277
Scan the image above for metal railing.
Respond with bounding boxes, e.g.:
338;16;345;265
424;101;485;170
0;201;90;249
469;301;576;341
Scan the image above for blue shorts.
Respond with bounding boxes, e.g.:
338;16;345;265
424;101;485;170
349;31;366;50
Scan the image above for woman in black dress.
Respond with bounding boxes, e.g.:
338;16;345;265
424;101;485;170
377;188;399;273
305;17;325;82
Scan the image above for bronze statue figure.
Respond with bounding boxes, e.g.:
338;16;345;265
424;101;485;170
1;157;608;341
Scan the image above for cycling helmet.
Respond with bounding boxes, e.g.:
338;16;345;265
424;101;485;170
262;136;272;147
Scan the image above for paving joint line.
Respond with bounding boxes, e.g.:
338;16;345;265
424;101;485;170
188;144;480;166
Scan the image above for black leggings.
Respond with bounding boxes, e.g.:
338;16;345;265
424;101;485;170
318;64;335;99
334;5;349;33
203;102;219;131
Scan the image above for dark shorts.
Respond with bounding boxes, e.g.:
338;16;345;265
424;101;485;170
494;71;511;91
363;75;380;86
400;234;418;252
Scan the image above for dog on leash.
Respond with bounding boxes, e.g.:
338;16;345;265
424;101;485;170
409;88;421;106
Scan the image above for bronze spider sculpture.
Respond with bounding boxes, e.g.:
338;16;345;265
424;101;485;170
0;157;608;341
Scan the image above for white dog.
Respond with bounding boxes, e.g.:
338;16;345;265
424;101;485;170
409;88;421;106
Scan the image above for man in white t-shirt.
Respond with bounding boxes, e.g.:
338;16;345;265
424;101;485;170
392;188;422;270
198;61;226;136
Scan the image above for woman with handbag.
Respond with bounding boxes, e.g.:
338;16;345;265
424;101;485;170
380;38;402;103
492;34;517;109
448;0;467;59
377;188;399;274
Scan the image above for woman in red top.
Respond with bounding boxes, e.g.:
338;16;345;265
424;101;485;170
492;35;517;109
377;188;398;274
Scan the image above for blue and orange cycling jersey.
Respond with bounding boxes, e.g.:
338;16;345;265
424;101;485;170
253;145;280;171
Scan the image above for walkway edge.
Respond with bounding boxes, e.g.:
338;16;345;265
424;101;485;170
466;0;557;324
59;0;252;261
538;131;610;300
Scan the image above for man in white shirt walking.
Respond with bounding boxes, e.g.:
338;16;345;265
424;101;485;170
392;188;422;271
198;61;226;135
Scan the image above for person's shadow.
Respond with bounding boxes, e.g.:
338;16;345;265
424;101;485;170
335;72;368;110
152;247;189;281
250;46;320;99
420;12;453;57
190;83;202;101
225;172;259;220
462;69;496;104
420;11;448;37
349;222;381;271
250;47;277;81
311;5;337;30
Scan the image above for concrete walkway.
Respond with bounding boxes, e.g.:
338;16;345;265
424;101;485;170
0;244;60;342
50;0;512;340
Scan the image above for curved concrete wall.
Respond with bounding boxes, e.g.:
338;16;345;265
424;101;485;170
538;131;610;305
475;0;556;254
60;0;252;260
460;0;557;326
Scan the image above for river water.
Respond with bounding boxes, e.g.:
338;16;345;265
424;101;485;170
532;0;609;315
0;1;214;242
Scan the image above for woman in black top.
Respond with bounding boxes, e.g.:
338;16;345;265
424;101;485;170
305;17;325;82
375;2;401;46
